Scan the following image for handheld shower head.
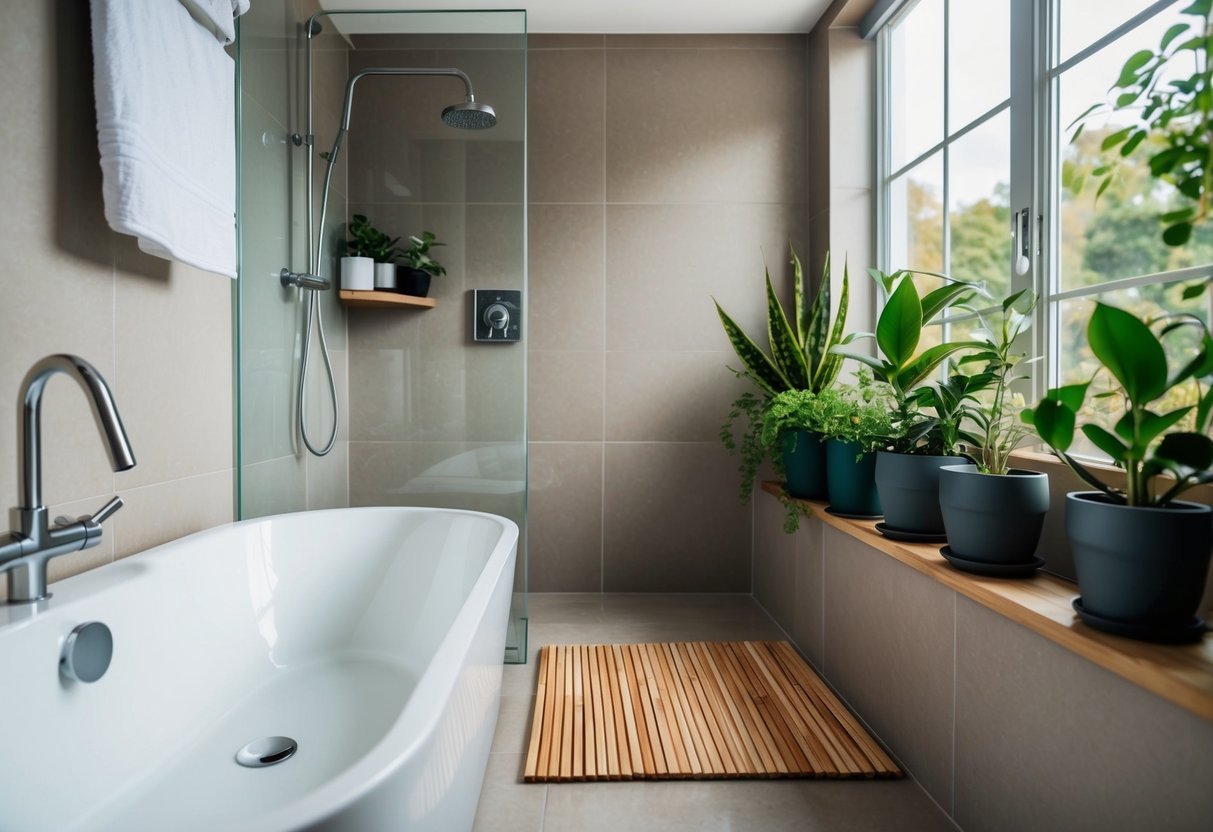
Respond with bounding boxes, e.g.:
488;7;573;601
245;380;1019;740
441;98;497;130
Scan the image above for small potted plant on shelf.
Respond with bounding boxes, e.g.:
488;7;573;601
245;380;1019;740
344;214;398;291
814;371;899;520
718;249;850;505
938;290;1051;576
1023;302;1213;642
394;231;447;297
831;269;988;540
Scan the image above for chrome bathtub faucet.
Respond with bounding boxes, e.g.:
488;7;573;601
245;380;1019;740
0;355;136;603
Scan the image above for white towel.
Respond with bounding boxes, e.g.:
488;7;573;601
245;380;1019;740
89;0;249;279
178;0;250;45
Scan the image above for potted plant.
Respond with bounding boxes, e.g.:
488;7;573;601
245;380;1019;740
395;230;447;297
938;290;1050;575
831;269;987;539
759;389;830;502
718;249;850;504
814;371;899;519
1024;302;1213;642
344;214;397;291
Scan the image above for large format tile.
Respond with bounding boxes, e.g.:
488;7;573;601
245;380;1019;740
604;203;806;352
527;203;605;352
526;443;603;592
822;526;956;811
472;753;546;832
527;350;603;442
113;470;234;559
604;350;746;442
603;443;751;592
528;48;605;204
605;47;806;204
792;516;826;669
753;489;797;634
241;454;307;519
954;597;1213;832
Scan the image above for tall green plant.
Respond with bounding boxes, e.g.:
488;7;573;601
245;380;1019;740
1023;302;1213;506
715;249;850;396
346;214;398;262
830;269;988;454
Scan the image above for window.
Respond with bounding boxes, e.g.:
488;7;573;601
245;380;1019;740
876;0;1213;450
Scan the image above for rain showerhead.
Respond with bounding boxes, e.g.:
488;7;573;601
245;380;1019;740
442;99;497;130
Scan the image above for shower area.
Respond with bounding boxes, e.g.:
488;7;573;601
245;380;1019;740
235;5;528;661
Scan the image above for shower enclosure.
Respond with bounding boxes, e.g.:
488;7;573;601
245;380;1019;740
235;5;528;662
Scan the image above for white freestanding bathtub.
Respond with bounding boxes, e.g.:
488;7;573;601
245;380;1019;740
0;507;519;832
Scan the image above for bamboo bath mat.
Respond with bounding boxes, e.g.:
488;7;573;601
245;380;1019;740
523;640;901;782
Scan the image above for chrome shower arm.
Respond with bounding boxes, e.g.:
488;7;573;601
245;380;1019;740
338;67;477;132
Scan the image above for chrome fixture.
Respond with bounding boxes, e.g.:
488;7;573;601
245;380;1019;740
290;15;500;458
236;736;298;767
0;355;135;603
60;621;114;683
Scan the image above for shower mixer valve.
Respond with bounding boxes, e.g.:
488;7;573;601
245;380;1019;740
473;290;522;342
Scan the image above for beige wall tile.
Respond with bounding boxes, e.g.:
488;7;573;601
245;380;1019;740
603;442;751;592
307;440;349;509
604;350;748;442
528;351;604;442
605;203;807;352
753;490;796;633
827;29;874;191
113;470;234;559
528;203;605;352
792;516;826;668
528;48;606;204
242;454;308;518
529;34;605;49
823;526;955;810
527;442;603;592
113;248;234;490
605;47;806;204
954;597;1213;831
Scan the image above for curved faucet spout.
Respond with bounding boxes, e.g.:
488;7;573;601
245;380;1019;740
19;354;135;510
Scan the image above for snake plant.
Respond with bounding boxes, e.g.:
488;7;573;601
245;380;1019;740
715;248;850;396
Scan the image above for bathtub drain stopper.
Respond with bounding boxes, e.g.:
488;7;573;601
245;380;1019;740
236;736;298;768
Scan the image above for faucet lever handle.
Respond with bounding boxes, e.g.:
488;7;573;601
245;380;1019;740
89;496;124;526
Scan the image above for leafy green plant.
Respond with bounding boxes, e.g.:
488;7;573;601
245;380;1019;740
1023;302;1213;506
814;370;900;455
1069;0;1213;248
346;214;398;262
959;290;1039;475
719;249;851;501
716;249;850;397
396;230;447;277
831;269;988;454
758;389;831;451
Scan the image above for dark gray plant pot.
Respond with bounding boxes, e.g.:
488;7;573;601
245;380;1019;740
939;465;1049;563
1066;492;1212;626
780;429;828;501
875;451;966;534
395;266;432;297
824;439;881;517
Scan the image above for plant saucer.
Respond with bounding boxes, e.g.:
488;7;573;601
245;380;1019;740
1072;598;1207;645
824;506;883;521
876;522;947;543
939;546;1045;578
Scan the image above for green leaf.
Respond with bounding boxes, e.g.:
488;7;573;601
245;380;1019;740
1082;424;1129;462
1181;0;1211;17
1047;381;1090;411
766;272;809;388
1149;146;1182;177
1182;282;1209;300
1094;176;1113;203
1161;22;1191;51
792;245;809;350
1164;222;1194;246
1100;126;1134;152
829;347;895;382
897;341;988;391
1197;385;1213;433
1170;334;1213;388
876;277;923;370
1115;91;1141;108
1119;129;1148;157
1087;302;1168;403
1155;432;1213;470
715;299;787;395
1031;398;1076;452
1115;50;1154;87
812;259;850;392
1139;407;1195;448
920;281;978;323
1162;207;1197;224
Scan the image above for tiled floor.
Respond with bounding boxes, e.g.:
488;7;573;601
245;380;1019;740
473;594;956;832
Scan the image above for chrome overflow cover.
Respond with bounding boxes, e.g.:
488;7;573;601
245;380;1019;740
236;736;298;768
60;622;113;683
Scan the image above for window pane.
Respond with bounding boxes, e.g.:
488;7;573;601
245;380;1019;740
1058;0;1178;65
1056;7;1213;290
889;0;944;169
1057;283;1207;457
890;153;944;275
949;108;1010;298
949;0;1009;130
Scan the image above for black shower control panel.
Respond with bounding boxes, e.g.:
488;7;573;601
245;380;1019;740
473;289;522;342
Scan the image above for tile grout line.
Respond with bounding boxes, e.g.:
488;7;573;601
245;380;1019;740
951;591;958;820
599;41;607;595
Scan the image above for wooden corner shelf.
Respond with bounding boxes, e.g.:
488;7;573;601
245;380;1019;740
761;480;1213;723
338;290;437;309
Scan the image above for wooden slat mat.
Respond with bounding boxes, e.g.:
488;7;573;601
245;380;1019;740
523;641;901;782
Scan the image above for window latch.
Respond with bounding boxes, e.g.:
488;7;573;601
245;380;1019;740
1012;207;1031;276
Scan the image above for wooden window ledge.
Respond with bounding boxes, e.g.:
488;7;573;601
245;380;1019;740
761;481;1213;723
